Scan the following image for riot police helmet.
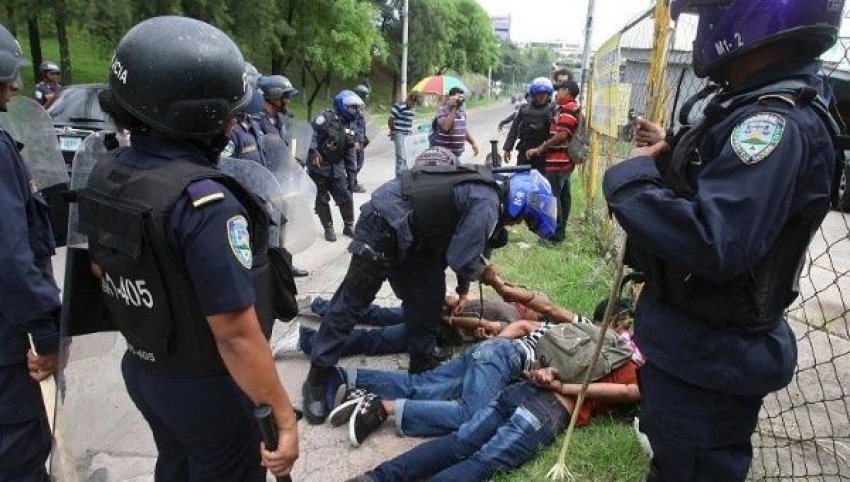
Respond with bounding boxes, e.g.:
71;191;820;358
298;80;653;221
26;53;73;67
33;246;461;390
244;63;264;115
414;146;459;167
0;24;30;86
334;89;364;123
354;84;371;101
258;74;299;100
529;77;554;96
101;16;251;139
39;61;60;74
671;0;843;78
504;170;558;239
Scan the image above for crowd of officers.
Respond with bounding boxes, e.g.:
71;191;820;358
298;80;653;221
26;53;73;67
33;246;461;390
1;0;847;480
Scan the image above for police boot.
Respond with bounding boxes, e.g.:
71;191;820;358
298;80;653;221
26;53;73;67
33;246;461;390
408;352;442;374
340;201;355;238
302;364;333;424
316;204;337;242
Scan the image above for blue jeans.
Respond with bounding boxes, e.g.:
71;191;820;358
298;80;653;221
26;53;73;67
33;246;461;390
299;324;408;357
310;296;404;327
350;338;524;436
367;381;570;482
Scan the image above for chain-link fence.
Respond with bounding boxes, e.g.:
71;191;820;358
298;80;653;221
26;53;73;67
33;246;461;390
579;5;850;480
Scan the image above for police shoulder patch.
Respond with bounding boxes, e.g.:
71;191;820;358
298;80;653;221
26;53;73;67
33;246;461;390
226;215;252;269
187;179;225;208
730;112;786;165
315;115;326;126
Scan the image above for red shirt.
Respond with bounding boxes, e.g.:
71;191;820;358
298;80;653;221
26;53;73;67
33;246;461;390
575;360;639;427
545;99;581;173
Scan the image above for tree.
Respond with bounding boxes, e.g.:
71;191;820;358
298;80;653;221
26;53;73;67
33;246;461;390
53;0;72;84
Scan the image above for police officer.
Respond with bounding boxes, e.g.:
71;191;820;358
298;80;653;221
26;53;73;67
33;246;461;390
257;74;299;141
85;16;297;479
309;90;361;242
0;24;61;481
602;2;842;480
223;63;267;165
301;146;559;424
503;77;555;168
34;60;61;108
349;84;371;193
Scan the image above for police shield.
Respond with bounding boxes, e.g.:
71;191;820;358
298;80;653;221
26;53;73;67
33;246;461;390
404;132;431;169
288;119;314;166
257;133;317;254
218;156;288;248
0;95;69;190
51;132;122;480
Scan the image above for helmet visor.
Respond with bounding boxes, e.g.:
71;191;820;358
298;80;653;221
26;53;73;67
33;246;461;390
671;0;732;19
525;192;558;239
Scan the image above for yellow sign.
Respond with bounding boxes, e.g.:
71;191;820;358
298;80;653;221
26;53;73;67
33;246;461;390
590;34;631;138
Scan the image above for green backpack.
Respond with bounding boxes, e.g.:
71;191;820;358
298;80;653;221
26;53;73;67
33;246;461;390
535;323;633;384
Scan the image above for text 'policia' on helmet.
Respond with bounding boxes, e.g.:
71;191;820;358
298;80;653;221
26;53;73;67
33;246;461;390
105;16;251;139
671;0;844;78
529;77;554;96
505;170;558;239
259;74;299;100
0;24;31;85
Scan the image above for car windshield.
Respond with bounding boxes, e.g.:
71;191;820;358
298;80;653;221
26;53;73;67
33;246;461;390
48;86;108;124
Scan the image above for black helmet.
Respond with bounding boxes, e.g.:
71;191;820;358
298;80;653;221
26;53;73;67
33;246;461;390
39;61;60;74
105;16;250;139
258;74;299;100
0;24;30;85
354;84;370;101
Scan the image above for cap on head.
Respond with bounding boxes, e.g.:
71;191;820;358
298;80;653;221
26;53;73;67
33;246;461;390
505;169;557;239
0;24;30;86
105;16;250;139
414;146;459;167
671;0;843;78
354;84;370;101
259;74;299;101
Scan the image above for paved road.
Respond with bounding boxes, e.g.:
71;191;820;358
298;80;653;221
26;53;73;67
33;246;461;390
47;100;518;482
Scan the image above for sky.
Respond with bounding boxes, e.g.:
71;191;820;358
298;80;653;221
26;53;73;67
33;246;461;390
475;0;655;49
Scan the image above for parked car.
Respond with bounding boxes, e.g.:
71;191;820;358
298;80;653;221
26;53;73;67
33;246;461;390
47;83;113;165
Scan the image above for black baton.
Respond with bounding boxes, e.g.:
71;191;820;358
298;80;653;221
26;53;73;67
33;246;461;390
255;404;292;482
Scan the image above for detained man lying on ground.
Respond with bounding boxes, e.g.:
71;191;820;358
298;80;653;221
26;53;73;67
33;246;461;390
272;292;544;359
323;266;642;447
347;357;641;482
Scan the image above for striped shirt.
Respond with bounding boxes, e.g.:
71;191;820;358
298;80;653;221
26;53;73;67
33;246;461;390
433;105;467;156
391;101;415;134
516;321;553;370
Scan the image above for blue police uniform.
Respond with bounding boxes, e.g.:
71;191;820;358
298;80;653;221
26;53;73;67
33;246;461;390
99;136;267;481
257;109;292;141
34;81;60;106
226;114;266;166
603;60;834;481
348;113;368;186
309;108;355;234
0;127;60;480
311;177;501;368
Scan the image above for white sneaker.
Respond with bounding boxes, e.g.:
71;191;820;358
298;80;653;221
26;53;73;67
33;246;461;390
272;321;302;359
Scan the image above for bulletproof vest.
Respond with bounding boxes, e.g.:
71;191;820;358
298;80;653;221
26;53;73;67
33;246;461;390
79;151;275;376
518;103;554;148
400;164;500;256
314;109;354;162
629;79;841;334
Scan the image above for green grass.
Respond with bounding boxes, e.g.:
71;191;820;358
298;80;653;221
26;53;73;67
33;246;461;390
488;179;651;482
16;29;114;88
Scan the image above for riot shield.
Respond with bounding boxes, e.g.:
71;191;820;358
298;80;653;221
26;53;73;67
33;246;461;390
257;133;317;254
403;132;431;169
51;132;122;480
0;95;69;190
0;96;73;246
218;156;288;248
288;119;314;166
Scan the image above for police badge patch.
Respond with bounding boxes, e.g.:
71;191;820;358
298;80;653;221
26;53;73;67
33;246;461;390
227;215;252;269
730;113;786;165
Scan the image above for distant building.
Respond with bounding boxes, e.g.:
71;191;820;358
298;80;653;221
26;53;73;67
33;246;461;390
492;16;511;41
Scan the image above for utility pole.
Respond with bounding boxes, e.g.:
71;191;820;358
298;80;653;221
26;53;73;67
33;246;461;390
579;0;596;103
400;0;410;100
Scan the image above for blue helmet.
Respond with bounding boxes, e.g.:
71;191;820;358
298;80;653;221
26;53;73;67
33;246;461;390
671;0;843;79
243;63;264;115
529;77;554;97
333;89;364;123
505;170;557;239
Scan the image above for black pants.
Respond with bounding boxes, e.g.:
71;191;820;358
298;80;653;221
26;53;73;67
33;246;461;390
310;213;445;367
309;171;351;208
0;364;51;481
544;170;572;241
